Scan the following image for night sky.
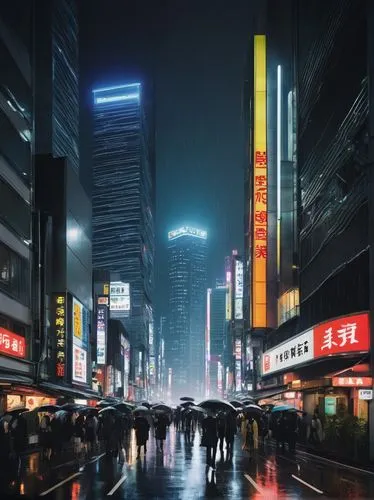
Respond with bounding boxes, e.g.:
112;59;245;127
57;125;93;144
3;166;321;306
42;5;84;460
80;0;251;317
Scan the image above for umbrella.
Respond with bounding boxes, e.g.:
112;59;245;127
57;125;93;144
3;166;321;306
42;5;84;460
180;401;194;408
152;404;172;413
242;404;263;416
180;397;195;402
96;400;114;408
114;403;134;413
190;405;207;414
198;399;236;414
54;410;70;421
140;402;151;409
79;406;99;415
61;403;84;412
133;406;150;414
98;406;121;416
240;399;255;406
36;405;61;413
4;406;29;416
272;405;292;413
229;400;244;408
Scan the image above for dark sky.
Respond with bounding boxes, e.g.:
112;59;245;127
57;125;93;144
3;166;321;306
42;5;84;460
80;0;251;318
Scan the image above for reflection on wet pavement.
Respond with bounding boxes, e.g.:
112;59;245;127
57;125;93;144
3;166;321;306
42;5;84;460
7;425;374;498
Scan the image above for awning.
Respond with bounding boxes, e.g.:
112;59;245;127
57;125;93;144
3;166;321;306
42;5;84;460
254;386;289;401
0;374;34;386
39;382;101;401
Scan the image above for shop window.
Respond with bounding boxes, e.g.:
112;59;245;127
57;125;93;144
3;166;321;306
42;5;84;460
278;288;300;326
0;244;10;284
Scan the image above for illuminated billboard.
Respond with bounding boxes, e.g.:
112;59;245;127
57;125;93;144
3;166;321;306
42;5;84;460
235;260;243;319
226;271;232;320
168;226;207;241
110;281;131;317
54;294;66;378
72;297;89;384
96;301;107;365
252;34;268;328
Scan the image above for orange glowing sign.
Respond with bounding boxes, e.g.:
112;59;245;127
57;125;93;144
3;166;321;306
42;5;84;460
252;34;267;328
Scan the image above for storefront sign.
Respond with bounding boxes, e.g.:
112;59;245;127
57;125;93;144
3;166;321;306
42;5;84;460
73;345;87;384
0;327;25;359
54;294;66;377
73;297;83;341
262;312;369;376
252;34;268;328
235;339;241;360
359;389;373;400
235;260;243;319
96;303;107;365
332;377;372;387
262;330;313;375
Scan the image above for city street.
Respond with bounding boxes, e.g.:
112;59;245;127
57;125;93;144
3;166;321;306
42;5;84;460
9;427;374;499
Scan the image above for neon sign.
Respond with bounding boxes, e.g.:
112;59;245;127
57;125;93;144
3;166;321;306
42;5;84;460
168;226;207;241
94;93;139;105
252;34;268;328
54;294;66;378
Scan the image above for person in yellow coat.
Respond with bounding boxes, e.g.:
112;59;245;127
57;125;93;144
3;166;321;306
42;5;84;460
241;416;259;451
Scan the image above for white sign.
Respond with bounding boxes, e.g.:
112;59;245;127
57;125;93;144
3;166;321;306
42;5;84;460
235;298;243;320
110;281;130;315
262;329;314;375
96;303;107;365
359;389;373;401
235;260;243;299
72;345;87;384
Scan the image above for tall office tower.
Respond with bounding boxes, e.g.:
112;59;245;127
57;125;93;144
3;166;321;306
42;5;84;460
92;83;155;378
207;285;227;398
167;226;208;398
34;0;79;172
0;3;34;386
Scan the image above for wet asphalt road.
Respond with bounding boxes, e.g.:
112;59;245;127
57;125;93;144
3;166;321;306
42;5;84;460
7;427;374;499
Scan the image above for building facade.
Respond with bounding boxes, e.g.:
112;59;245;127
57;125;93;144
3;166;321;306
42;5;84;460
167;226;207;399
206;284;226;398
92;83;155;398
0;2;34;404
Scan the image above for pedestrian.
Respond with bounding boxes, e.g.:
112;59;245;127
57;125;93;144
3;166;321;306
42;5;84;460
74;413;85;456
217;412;226;456
224;412;237;460
276;412;287;451
185;410;193;443
154;413;168;452
134;414;150;458
0;418;11;490
39;413;52;460
84;412;98;454
310;413;323;445
202;413;218;470
287;411;298;452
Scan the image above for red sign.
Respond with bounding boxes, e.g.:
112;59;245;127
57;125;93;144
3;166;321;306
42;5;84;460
314;313;369;358
0;328;26;359
332;377;372;387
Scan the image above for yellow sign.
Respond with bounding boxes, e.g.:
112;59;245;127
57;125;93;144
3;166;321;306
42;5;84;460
252;35;267;328
103;283;109;296
73;298;83;340
55;294;66;377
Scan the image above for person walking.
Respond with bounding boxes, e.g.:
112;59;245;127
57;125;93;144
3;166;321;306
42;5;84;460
134;414;150;458
185;411;193;443
217;412;226;456
202;413;218;470
154;413;168;452
224;412;237;460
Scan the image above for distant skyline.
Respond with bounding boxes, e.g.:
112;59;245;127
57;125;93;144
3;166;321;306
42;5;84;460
80;0;251;318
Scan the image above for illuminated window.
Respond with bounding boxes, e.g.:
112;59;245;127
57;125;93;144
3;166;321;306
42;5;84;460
278;288;300;326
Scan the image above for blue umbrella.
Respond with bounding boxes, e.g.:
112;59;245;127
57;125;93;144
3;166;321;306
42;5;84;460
272;405;292;413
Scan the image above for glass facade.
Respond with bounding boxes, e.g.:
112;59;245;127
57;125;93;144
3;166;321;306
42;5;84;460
167;229;207;397
92;84;154;351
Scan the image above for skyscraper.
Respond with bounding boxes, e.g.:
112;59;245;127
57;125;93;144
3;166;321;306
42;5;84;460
92;83;155;390
167;226;207;398
207;284;227;398
34;0;79;172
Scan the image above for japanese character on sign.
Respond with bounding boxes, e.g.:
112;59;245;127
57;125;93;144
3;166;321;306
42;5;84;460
56;307;65;317
56;328;64;337
290;347;296;358
56;296;65;305
304;341;309;353
56;363;65;377
321;327;337;351
284;350;289;360
255;227;267;241
255;245;267;259
255;175;267;187
297;343;303;356
255;188;267;204
57;350;65;360
337;323;358;347
255;151;267;168
55;317;64;327
11;339;18;352
279;353;283;362
3;335;10;349
57;338;65;348
255;211;267;224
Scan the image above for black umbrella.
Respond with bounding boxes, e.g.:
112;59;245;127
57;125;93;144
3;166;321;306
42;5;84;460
98;406;122;417
96;400;114;408
180;401;194;408
229;400;244;408
180;397;195;402
242;404;263;416
61;403;84;412
152;404;172;413
198;399;236;414
240;399;255;406
36;405;61;413
190;405;207;414
140;401;151;409
3;406;29;416
114;403;134;413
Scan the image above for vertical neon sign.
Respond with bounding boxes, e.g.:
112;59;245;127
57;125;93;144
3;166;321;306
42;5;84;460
252;34;268;328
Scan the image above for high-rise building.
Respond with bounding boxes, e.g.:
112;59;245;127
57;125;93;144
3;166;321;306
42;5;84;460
167;226;207;398
92;83;155;395
0;2;34;390
206;285;226;398
34;0;79;172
